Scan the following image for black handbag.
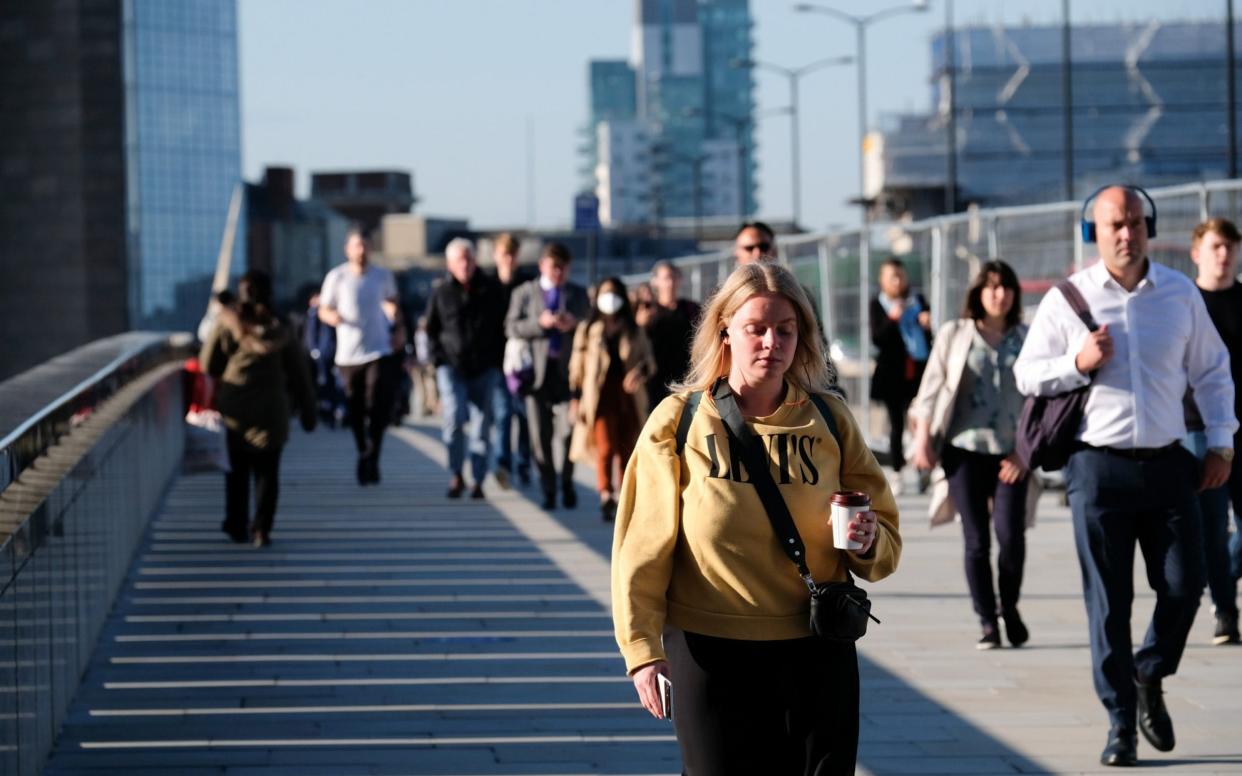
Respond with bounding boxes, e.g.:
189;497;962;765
711;379;880;643
1014;280;1099;472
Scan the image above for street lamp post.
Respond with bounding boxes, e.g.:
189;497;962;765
794;0;927;436
734;55;853;227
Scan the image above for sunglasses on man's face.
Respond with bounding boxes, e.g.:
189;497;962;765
740;242;772;253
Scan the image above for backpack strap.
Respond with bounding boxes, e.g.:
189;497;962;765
676;388;845;467
807;393;844;474
675;390;703;456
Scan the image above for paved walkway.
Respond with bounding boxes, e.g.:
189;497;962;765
43;420;1242;774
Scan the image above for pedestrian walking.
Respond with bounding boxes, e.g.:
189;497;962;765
505;242;590;510
642;261;700;407
733;221;777;265
304;290;345;429
612;261;901;775
425;237;506;499
318;226;403;485
490;233;534;488
1184;217;1242;645
200;270;316;548
1014;185;1235;767
870;257;933;493
910;260;1035;649
568;276;655;522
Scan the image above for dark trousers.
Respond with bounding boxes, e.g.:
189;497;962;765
942;446;1029;625
1064;446;1205;733
883;396;911;471
339;356;398;467
665;628;859;776
525;370;574;499
224;430;282;536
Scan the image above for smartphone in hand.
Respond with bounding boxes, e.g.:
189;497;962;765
657;673;673;720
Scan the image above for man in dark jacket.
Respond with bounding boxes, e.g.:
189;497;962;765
426;237;506;499
642;260;700;406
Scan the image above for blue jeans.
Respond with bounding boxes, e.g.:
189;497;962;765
492;382;531;477
435;366;500;482
1064;445;1205;734
1183;431;1240;616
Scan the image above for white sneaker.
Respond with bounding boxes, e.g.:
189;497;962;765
886;469;905;496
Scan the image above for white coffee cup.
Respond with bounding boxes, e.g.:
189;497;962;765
830;490;870;550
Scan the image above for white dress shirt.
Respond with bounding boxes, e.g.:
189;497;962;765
1013;259;1237;450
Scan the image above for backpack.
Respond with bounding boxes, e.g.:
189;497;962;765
675;389;844;463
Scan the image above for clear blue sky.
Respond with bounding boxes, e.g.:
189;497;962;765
239;0;1224;233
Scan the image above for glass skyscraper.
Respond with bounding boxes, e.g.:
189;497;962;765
123;0;242;330
874;20;1242;215
585;0;756;223
581;61;639;191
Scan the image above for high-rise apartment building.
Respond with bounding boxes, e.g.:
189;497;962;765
585;0;756;226
870;20;1242;218
580;61;639;192
0;0;242;379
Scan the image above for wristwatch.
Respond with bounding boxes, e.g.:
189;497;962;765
1208;447;1235;462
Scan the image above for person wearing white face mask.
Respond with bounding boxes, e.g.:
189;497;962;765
569;277;656;522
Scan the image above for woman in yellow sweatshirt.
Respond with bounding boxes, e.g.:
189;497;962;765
612;261;901;775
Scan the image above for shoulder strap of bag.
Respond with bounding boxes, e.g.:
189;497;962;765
676;388;844;466
1056;279;1099;333
712;378;851;593
675;390;703;456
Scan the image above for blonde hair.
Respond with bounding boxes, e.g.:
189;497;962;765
674;262;840;397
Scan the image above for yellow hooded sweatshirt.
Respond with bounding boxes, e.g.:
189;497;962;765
611;383;901;674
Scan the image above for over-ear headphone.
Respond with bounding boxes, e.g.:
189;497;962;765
1080;184;1157;243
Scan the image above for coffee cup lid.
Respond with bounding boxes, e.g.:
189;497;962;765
831;490;870;506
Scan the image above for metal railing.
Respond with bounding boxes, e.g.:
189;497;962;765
0;333;192;775
623;179;1242;440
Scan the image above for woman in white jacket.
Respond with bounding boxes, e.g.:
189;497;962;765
909;260;1032;650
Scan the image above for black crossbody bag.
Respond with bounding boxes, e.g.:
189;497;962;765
709;379;880;643
1014;280;1099;471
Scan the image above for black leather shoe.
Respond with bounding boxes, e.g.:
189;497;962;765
447;475;465;499
541;492;556;510
1002;608;1029;647
1100;730;1137;767
1136;678;1175;752
562;487;578;509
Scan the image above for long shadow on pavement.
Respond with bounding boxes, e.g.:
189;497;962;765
404;423;1055;775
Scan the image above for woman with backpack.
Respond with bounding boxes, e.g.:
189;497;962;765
611;262;901;774
909;260;1033;649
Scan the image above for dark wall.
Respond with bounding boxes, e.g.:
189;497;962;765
0;0;128;381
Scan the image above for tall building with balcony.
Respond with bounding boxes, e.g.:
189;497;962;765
596;121;655;226
0;0;242;379
584;0;756;226
580;60;639;192
870;19;1242;219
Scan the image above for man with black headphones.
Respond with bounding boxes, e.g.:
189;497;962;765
1014;185;1236;767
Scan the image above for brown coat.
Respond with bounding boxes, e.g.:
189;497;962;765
200;316;316;450
567;319;656;462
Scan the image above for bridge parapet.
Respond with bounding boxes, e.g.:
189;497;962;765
0;332;192;775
